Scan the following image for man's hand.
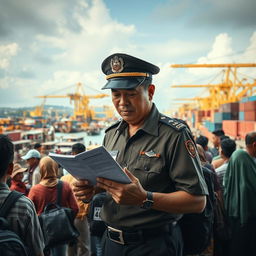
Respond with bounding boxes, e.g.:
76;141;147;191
96;168;147;205
72;179;95;203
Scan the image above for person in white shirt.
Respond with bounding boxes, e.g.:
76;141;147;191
215;138;236;191
22;149;41;189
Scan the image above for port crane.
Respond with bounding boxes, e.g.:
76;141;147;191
30;97;47;118
36;82;109;122
170;63;256;111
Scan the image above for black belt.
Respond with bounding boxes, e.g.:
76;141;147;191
107;222;176;245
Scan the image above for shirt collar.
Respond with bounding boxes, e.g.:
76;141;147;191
116;103;160;137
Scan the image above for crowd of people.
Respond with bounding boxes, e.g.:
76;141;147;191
0;53;256;256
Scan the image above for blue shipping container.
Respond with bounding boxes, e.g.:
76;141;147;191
239;112;244;120
241;95;256;103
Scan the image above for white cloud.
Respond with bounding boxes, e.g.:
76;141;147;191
0;43;19;69
35;0;136;67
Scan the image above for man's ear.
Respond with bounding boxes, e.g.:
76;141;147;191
148;84;155;100
7;162;14;176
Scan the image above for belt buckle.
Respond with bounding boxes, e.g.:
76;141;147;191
107;226;125;245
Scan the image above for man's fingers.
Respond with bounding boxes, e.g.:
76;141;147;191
73;179;90;187
74;189;94;201
123;168;137;182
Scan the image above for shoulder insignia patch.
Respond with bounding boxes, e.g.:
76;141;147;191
105;119;122;133
159;115;186;131
185;140;197;158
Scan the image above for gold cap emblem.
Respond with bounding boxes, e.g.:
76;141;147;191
110;56;124;73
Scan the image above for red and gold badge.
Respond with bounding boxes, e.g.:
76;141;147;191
185;140;196;157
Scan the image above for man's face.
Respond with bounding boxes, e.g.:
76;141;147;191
212;134;220;148
36;147;42;153
26;157;37;167
111;84;155;125
13;172;24;182
246;142;256;158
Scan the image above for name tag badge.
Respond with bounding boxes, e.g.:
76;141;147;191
140;150;160;158
109;150;119;160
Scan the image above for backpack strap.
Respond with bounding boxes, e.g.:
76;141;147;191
56;180;63;206
0;191;23;218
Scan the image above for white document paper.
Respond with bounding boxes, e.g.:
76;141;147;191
49;146;131;185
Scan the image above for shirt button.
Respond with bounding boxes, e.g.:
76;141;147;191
144;166;149;171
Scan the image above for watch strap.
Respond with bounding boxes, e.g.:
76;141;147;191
146;191;153;201
141;191;154;209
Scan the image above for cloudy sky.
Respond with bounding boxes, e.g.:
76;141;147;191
0;0;256;113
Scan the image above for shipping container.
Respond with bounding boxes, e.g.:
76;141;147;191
241;96;256;103
237;121;256;139
244;111;256;121
244;101;256;111
222;120;238;138
219;102;239;113
239;112;245;120
214;112;238;122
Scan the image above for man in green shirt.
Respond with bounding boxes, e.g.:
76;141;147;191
74;53;208;256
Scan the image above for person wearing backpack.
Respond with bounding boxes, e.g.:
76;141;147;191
0;134;45;256
28;156;79;256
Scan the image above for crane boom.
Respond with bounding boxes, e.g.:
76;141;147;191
170;63;256;110
171;63;256;68
171;84;229;88
35;82;109;122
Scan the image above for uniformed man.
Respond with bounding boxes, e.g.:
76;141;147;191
73;53;208;256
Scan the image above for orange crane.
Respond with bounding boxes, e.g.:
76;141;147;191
36;82;109;122
170;63;256;110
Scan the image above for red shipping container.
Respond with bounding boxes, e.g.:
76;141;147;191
237;121;256;139
244;111;256;121
244;101;256;111
222;120;238;138
237;121;246;139
245;121;256;133
239;102;245;112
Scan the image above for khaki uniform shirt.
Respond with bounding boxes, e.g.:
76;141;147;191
102;104;208;229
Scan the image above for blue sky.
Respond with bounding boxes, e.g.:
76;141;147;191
0;0;255;113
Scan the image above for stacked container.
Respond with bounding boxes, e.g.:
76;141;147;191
237;97;256;139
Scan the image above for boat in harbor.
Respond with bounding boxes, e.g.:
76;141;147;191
55;141;80;154
85;127;101;136
62;135;84;144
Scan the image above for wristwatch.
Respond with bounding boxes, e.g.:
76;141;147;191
141;191;154;209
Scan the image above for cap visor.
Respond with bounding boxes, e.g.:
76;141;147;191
102;77;149;90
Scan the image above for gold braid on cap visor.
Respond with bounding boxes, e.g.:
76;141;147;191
106;72;150;80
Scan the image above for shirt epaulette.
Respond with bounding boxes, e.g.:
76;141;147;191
159;116;187;131
105;119;122;133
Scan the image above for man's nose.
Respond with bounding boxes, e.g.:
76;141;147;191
119;95;128;105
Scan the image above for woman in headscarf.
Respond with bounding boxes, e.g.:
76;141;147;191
223;149;256;256
28;156;78;256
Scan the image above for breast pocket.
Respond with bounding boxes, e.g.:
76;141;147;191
134;154;167;190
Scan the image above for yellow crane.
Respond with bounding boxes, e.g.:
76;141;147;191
170;63;256;110
30;97;46;117
173;96;215;110
36;82;109;122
